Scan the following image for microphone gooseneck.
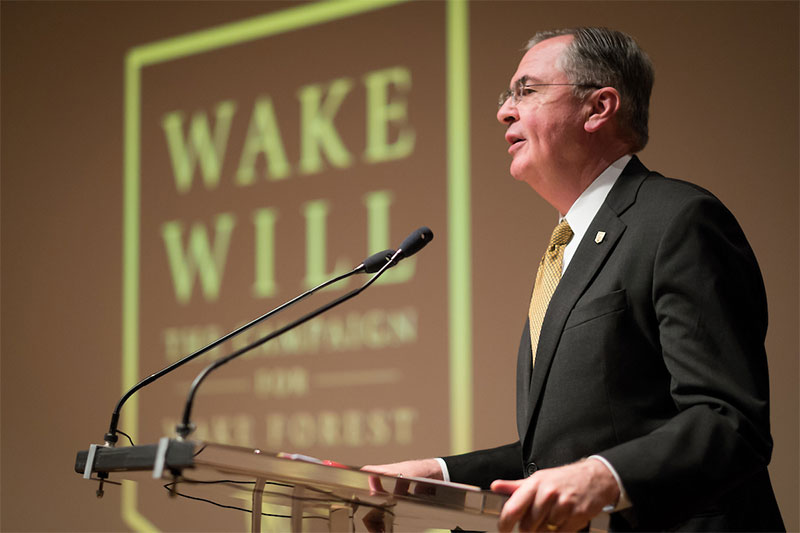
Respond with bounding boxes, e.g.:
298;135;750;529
176;227;433;439
103;250;398;446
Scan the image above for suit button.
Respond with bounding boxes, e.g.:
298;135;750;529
526;462;538;476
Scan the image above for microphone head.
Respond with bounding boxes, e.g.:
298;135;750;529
361;249;396;273
398;226;434;258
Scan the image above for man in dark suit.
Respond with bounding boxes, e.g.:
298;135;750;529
365;28;783;532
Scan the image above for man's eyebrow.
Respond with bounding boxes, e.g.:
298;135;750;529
512;74;546;87
510;74;530;88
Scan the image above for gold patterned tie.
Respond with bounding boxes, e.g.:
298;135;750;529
529;220;574;365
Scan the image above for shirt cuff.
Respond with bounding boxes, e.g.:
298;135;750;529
587;455;632;512
434;457;451;482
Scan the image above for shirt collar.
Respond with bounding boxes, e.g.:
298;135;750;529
558;155;631;273
562;154;631;247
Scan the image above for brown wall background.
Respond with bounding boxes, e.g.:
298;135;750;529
2;1;797;531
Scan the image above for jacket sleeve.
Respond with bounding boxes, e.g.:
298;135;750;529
442;441;523;489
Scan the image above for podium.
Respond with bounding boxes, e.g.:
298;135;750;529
76;439;508;532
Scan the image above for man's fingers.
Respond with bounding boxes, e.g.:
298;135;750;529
361;465;389;475
519;505;536;532
528;484;559;532
542;507;569;532
544;495;588;532
497;479;539;532
361;459;443;480
491;478;525;494
560;517;591;533
493;479;528;532
366;474;386;494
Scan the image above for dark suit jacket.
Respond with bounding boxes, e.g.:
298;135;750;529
444;157;784;531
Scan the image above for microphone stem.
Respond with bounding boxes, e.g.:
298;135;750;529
105;266;361;444
177;251;401;438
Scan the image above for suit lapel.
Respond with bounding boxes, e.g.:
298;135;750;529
519;157;650;444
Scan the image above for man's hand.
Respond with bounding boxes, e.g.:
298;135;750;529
361;459;444;496
360;458;443;480
491;458;619;532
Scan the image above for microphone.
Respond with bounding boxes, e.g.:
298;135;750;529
358;249;396;273
396;226;434;259
101;248;397;446
175;227;434;439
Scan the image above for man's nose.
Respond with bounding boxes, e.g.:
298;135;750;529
497;99;518;125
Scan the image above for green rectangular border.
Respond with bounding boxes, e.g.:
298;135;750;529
123;0;471;528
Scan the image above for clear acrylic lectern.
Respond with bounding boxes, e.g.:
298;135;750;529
76;438;508;532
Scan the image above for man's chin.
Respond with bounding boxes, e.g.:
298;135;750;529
509;160;530;182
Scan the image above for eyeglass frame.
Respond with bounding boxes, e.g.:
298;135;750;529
498;78;603;108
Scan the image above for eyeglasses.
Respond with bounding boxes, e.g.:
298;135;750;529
498;81;602;108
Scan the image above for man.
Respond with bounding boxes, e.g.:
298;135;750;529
365;28;784;532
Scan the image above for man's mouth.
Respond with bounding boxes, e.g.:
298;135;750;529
507;135;526;154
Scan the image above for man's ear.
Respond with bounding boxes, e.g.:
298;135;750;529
584;87;621;133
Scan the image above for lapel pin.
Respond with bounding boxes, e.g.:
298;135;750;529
595;231;606;244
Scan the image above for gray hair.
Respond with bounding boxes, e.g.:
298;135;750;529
528;28;654;152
